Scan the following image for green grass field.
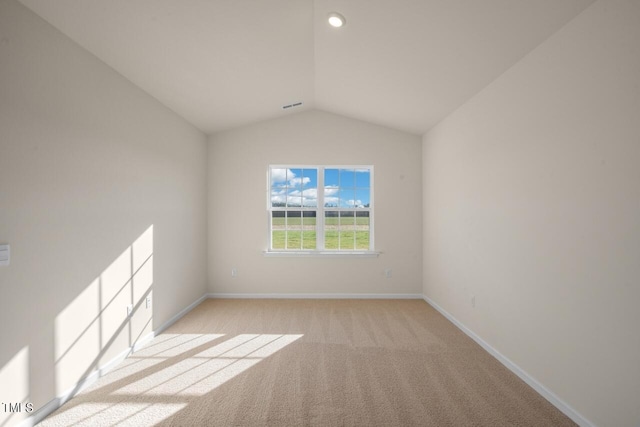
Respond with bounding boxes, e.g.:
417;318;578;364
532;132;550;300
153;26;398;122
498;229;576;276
271;217;369;226
271;213;371;250
272;230;370;250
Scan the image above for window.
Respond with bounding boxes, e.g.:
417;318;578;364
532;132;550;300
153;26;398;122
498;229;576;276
268;166;374;253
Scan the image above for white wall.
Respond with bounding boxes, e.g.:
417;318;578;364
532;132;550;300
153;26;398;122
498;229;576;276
209;110;422;296
0;1;208;425
422;1;640;426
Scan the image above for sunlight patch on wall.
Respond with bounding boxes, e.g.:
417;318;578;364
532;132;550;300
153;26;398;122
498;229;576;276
54;226;154;396
0;346;30;426
99;247;134;366
131;225;153;348
55;278;101;395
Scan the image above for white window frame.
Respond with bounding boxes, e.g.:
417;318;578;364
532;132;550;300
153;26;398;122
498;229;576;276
265;165;378;257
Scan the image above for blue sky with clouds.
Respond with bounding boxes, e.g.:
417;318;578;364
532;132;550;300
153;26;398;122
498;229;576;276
270;167;370;208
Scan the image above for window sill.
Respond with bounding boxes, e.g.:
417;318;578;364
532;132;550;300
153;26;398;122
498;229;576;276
263;250;380;258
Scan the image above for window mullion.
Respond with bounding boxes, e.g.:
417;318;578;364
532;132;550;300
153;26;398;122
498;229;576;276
317;167;324;250
268;168;272;250
285;175;289;250
369;166;374;251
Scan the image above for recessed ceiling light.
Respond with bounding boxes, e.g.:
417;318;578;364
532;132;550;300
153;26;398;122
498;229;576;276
327;12;346;28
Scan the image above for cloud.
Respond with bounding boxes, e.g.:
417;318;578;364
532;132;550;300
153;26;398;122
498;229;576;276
288;188;316;197
270;192;286;204
346;199;364;208
302;188;317;198
324;197;339;207
272;188;317;207
271;169;314;190
270;168;293;183
271;172;370;208
324;186;339;196
289;177;311;187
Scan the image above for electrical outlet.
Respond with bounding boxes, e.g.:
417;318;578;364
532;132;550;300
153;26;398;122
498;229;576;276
231;268;238;277
127;305;133;317
146;296;152;309
384;268;392;278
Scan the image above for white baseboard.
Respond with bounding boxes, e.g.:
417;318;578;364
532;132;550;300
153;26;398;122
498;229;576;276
422;296;595;427
208;292;423;299
22;291;422;425
20;294;207;427
155;293;208;335
21;346;141;427
24;293;588;427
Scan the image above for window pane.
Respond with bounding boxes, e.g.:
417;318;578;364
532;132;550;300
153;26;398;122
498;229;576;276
271;191;286;207
339;231;355;249
338;189;355;208
302;211;316;226
271;167;293;207
302;231;316;249
270;167;319;208
287;231;302;250
272;231;285;249
355;188;370;208
272;211;285;226
286;211;302;228
287;193;302;207
270;168;288;187
285;209;299;250
355;210;370;225
270;167;288;207
270;210;316;250
301;168;318;207
339;211;355;229
302;211;316;249
356;231;369;249
325;231;338;249
356;211;370;249
325;168;339;187
340;211;356;250
325;210;338;225
355;169;370;188
325;211;339;249
324;185;339;207
288;168;303;189
340;169;355;187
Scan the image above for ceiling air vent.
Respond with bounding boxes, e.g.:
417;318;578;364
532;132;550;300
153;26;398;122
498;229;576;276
282;101;303;110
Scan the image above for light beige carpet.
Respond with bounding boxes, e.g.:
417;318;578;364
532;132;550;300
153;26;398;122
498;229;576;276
40;299;575;426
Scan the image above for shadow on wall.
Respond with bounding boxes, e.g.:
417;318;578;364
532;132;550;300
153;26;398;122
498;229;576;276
0;225;155;427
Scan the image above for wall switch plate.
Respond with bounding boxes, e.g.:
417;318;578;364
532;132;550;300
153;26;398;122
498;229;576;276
0;244;9;266
231;268;238;277
127;305;133;317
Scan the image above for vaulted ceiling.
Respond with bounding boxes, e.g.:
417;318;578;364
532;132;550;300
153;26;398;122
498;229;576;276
20;0;594;135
